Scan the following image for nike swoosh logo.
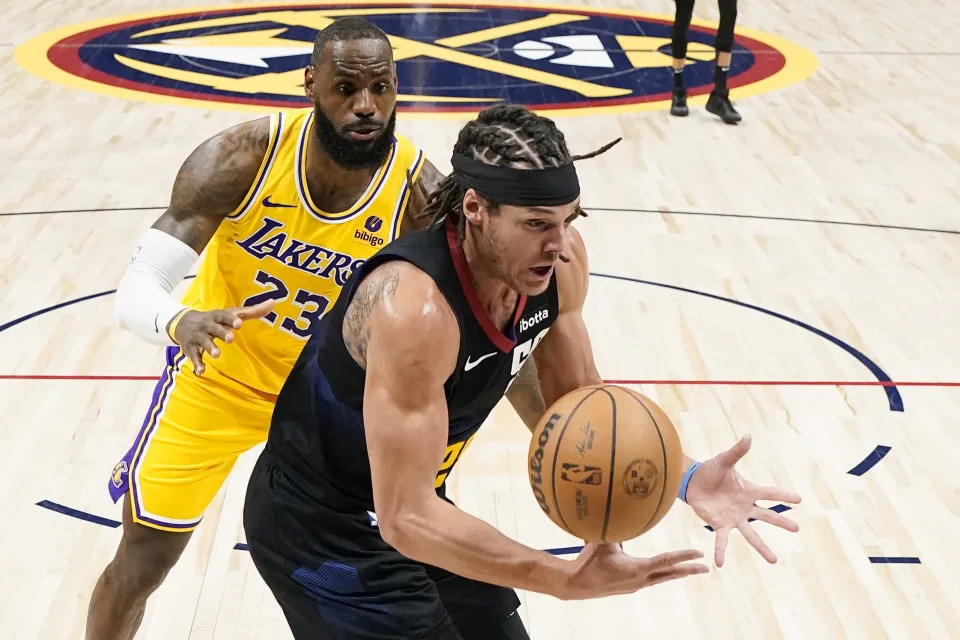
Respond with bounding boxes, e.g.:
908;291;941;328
464;352;497;371
262;195;296;208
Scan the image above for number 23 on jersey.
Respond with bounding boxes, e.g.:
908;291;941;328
242;269;330;339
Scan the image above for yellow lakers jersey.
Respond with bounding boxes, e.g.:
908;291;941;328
179;109;425;394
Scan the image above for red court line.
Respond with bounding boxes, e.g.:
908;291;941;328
2;374;960;386
0;374;158;380
607;379;960;387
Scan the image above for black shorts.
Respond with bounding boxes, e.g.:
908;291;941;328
243;452;523;640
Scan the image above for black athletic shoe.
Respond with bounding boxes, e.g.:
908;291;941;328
706;89;742;124
670;87;689;117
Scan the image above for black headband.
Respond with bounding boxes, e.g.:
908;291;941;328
450;153;580;206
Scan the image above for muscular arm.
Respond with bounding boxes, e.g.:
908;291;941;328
153;116;271;252
345;261;572;597
113;117;271;345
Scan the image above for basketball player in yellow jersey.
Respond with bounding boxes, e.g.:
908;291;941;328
85;18;548;640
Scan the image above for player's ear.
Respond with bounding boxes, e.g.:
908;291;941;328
304;66;316;101
462;189;485;225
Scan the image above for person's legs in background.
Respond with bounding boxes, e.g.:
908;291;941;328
706;0;743;123
670;0;695;117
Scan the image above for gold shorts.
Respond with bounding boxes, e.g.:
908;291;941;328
108;346;276;532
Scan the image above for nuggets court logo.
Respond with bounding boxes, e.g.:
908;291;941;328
16;1;816;117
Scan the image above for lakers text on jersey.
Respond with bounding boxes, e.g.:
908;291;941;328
182;108;426;394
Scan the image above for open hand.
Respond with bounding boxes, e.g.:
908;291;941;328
170;299;275;374
560;543;709;600
685;434;801;567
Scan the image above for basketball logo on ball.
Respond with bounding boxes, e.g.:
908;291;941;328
527;384;685;543
560;463;603;485
622;458;659;499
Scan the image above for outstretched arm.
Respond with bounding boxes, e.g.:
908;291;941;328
114;116;274;368
531;228;802;567
352;261;570;597
349;260;705;599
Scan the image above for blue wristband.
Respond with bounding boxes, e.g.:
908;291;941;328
679;461;702;503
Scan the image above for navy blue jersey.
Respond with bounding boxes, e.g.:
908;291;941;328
265;220;559;511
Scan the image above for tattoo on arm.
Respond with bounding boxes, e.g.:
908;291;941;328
153;118;270;253
505;357;547;433
342;265;401;368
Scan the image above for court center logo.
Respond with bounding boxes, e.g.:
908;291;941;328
16;1;817;118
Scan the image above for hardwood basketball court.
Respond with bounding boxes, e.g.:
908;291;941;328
1;0;958;637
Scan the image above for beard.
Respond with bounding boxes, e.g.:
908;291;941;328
313;104;397;171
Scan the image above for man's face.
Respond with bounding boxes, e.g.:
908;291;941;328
304;38;398;170
464;190;580;296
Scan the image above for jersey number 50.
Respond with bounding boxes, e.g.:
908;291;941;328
242;269;330;338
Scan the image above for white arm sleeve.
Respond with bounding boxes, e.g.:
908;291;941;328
114;228;200;345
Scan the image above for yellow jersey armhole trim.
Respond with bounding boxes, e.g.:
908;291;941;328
225;111;285;221
390;149;426;241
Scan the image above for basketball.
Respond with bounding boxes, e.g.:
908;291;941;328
527;384;685;543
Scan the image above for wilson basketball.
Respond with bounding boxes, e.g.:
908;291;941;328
527;384;685;543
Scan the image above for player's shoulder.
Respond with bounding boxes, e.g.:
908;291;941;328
168;115;276;217
196;115;273;174
555;225;590;313
355;259;459;343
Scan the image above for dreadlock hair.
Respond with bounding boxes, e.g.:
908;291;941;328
415;103;620;242
311;17;390;67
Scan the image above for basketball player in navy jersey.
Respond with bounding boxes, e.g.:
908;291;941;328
243;104;802;639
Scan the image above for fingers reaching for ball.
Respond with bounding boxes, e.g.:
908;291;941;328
564;544;709;600
642;549;711;585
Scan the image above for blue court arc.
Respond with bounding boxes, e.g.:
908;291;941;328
5;272;912;562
